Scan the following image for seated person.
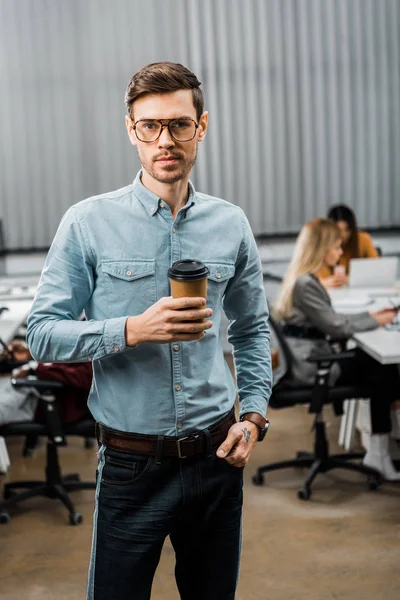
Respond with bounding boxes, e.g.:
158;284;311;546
274;217;400;480
0;340;92;426
318;204;379;288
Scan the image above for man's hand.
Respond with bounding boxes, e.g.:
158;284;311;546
125;297;213;346
216;421;259;468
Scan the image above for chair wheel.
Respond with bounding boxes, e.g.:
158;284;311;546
0;511;10;524
298;487;311;500
367;476;381;491
252;473;264;486
69;512;83;526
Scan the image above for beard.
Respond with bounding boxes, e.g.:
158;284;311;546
138;145;198;184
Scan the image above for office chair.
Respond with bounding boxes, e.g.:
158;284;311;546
0;378;96;525
252;317;382;500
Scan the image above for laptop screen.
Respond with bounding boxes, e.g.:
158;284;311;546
348;257;398;288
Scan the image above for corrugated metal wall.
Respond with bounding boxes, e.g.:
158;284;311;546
1;0;399;250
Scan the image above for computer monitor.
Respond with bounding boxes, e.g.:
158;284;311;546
348;257;398;288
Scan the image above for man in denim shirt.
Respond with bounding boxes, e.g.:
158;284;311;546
27;62;272;600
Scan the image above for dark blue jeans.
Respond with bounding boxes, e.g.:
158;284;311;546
87;445;243;600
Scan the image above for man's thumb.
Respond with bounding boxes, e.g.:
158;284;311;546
217;431;239;458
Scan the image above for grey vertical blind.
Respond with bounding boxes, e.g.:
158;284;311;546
1;0;399;249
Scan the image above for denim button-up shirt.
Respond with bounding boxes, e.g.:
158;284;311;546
27;172;271;435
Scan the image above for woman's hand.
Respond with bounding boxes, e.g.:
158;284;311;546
370;308;396;326
320;274;347;289
8;340;32;361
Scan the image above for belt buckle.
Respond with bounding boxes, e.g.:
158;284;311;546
177;433;201;459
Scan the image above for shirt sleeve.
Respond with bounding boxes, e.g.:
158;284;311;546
360;232;379;258
36;362;93;391
27;206;128;363
223;211;272;418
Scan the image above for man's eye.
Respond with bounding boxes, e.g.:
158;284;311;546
171;120;190;129
141;122;158;130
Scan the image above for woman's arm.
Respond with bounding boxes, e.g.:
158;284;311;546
294;277;378;339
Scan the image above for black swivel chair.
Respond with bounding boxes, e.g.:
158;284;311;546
0;378;96;525
252;317;382;500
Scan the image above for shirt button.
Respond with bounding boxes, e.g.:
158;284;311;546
113;345;120;352
177;423;183;429
87;357;92;361
125;269;132;277
160;202;165;208
173;345;180;352
172;227;176;233
175;384;182;391
216;273;222;279
150;207;155;213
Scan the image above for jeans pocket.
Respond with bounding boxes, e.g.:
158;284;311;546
101;451;153;486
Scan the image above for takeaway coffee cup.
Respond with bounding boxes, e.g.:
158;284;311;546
168;260;209;303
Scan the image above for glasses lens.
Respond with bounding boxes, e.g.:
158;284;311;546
135;120;162;142
169;118;196;141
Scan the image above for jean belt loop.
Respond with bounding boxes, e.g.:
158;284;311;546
155;435;165;465
203;428;212;458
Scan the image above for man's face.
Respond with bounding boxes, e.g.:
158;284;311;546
125;89;208;184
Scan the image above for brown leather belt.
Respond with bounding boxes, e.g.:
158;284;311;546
97;409;236;459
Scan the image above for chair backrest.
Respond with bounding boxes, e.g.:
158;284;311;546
268;314;296;385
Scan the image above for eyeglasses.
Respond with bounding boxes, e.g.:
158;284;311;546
132;117;199;143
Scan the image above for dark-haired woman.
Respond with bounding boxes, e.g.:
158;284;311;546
319;204;379;288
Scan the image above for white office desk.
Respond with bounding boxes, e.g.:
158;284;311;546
329;284;400;365
0;285;37;302
352;328;400;365
0;300;32;343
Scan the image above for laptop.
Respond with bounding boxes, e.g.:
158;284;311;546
348;257;398;289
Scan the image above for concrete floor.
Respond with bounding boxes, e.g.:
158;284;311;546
1;400;399;600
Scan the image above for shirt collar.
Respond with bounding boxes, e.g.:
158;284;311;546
132;170;196;216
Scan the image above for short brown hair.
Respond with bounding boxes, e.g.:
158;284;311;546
125;62;204;121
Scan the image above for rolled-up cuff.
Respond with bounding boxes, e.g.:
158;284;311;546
239;394;268;419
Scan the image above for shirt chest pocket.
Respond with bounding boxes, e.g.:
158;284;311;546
101;259;156;316
205;262;235;308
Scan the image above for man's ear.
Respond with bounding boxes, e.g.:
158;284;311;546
125;115;138;147
197;111;208;142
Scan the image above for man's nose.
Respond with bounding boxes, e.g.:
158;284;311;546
157;125;175;147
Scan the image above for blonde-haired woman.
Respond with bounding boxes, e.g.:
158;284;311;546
274;218;400;480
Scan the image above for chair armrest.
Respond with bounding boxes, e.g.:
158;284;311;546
11;377;64;391
263;270;284;283
306;350;356;363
